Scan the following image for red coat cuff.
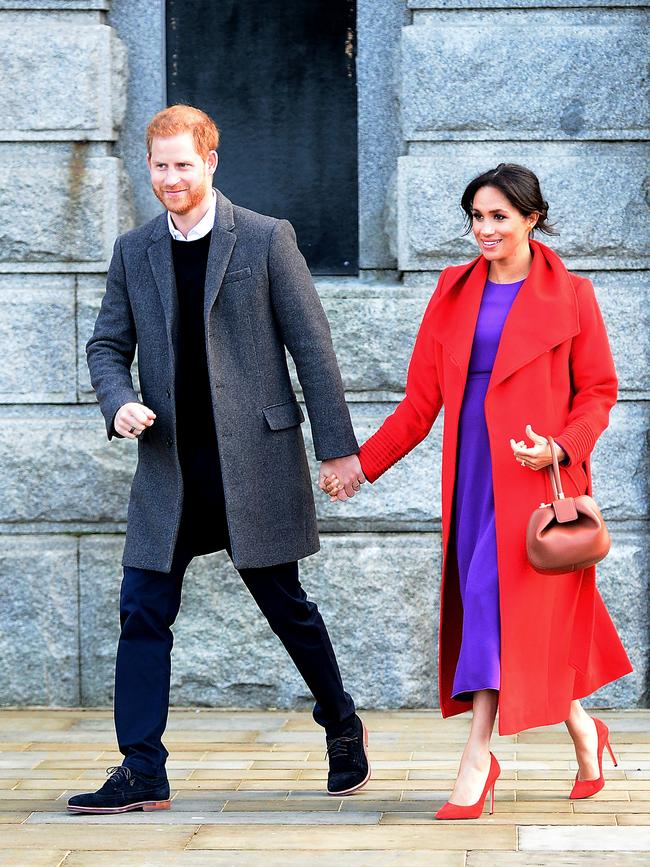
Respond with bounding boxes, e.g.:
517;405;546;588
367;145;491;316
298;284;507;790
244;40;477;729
359;427;407;484
555;419;596;468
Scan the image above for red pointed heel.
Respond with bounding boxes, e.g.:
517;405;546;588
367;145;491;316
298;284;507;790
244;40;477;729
435;752;501;820
569;717;617;800
605;738;618;768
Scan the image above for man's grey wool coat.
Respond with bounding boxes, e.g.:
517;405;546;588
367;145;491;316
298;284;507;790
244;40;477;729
86;188;358;572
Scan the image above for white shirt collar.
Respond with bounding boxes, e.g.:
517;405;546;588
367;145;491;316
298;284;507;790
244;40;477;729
167;188;217;241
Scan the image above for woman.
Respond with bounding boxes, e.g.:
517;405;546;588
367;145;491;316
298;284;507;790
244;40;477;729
323;164;632;819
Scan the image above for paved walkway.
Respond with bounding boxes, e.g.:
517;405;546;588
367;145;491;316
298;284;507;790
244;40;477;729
0;708;649;865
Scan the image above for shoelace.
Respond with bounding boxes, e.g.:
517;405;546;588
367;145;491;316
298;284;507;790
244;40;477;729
106;765;134;786
325;735;359;762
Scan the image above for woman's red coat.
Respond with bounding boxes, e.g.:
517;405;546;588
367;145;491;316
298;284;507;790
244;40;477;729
359;240;632;735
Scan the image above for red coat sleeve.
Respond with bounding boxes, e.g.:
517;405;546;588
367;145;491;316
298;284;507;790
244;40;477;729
359;271;447;483
556;276;618;467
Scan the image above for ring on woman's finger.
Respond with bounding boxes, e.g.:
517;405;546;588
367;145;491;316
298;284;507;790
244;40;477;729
128;426;136;434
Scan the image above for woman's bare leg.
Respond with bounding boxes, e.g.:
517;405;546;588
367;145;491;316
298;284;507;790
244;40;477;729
448;689;499;805
565;699;600;781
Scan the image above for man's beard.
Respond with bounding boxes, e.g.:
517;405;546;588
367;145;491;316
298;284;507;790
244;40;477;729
152;180;208;215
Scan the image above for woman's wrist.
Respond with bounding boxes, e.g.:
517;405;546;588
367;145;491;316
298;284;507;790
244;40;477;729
554;440;568;465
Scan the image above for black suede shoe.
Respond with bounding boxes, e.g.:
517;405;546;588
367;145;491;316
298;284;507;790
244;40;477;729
326;714;371;796
67;765;171;814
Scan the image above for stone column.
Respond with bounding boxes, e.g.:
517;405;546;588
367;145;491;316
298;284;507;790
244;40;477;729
0;0;129;704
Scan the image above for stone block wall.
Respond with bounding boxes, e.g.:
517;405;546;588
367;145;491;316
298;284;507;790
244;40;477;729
0;0;647;712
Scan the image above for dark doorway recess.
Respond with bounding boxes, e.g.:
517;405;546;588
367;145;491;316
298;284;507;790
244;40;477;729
166;0;358;275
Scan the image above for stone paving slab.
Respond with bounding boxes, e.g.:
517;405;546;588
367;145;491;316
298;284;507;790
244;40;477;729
29;810;382;826
0;802;69;813
0;853;68;867
467;854;650;867
0;814;29;824
188;823;517;850
0;824;198;849
380;811;617;825
519;825;650;851
61;852;466;866
0;709;648;861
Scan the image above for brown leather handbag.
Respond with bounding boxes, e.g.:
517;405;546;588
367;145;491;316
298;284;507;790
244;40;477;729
526;435;610;575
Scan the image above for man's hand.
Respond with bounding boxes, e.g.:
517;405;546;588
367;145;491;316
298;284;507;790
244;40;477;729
319;454;366;502
114;402;157;439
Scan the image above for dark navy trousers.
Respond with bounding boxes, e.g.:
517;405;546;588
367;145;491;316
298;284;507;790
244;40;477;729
114;549;356;777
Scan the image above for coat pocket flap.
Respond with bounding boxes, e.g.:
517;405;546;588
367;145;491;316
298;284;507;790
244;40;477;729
262;400;305;430
222;266;252;284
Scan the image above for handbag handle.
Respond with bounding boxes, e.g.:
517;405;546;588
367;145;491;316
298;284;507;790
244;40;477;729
545;435;565;501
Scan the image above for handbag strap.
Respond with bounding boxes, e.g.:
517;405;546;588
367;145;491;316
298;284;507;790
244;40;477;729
546;435;565;500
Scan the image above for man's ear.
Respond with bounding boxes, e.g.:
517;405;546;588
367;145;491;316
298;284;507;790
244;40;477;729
207;151;218;175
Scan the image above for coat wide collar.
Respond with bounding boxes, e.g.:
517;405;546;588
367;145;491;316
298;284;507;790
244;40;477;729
147;187;237;339
430;240;580;391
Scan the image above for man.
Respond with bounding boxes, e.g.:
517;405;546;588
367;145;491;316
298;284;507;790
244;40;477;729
68;104;368;814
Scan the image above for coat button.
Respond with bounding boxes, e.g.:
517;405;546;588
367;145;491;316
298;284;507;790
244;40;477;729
166;387;171;398
166;437;173;447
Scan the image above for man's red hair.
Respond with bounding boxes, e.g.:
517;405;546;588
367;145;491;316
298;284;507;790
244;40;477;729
146;104;220;158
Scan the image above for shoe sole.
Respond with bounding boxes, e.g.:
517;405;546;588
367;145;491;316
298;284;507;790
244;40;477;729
327;720;372;796
67;799;171;814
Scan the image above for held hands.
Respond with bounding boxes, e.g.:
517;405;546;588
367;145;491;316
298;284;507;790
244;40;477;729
510;423;565;471
319;454;366;503
114;402;156;439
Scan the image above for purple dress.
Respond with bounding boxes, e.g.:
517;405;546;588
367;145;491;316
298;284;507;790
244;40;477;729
451;277;524;700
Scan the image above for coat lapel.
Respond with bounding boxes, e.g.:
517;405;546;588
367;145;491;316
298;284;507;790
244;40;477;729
429;254;488;372
146;188;238;349
487;240;580;392
204;188;236;327
147;214;178;352
430;240;580;390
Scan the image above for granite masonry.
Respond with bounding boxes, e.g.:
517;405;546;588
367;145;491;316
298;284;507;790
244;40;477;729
0;0;647;712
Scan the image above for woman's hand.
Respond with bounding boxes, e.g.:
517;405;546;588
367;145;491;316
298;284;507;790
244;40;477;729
509;424;565;471
319;455;365;502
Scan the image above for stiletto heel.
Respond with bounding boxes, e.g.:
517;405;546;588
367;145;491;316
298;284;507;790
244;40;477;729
605;738;618;767
435;752;501;820
569;717;616;800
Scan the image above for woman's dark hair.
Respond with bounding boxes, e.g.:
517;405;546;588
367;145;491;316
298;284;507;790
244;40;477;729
460;163;558;236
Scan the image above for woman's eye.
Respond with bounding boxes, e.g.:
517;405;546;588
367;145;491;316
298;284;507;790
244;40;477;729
472;213;482;221
494;214;505;221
